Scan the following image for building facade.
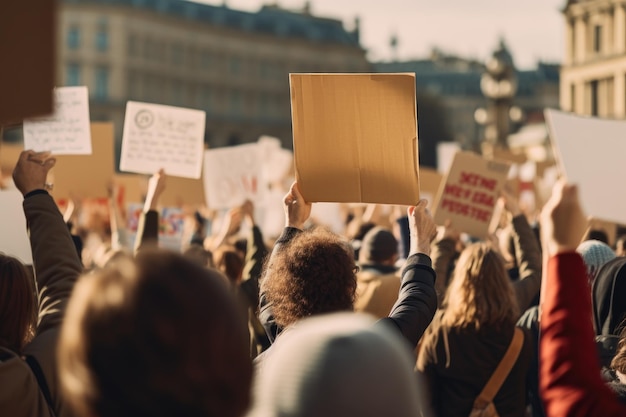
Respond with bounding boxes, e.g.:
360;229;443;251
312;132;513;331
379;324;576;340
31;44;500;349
374;46;559;153
57;0;370;149
561;0;626;117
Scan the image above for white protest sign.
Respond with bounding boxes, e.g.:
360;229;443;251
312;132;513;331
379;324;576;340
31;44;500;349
437;142;461;174
23;86;92;155
258;136;293;184
203;144;264;209
546;109;626;224
0;190;32;264
120;101;206;179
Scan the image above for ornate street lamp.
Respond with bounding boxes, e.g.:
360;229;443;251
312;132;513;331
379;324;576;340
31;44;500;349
474;40;523;153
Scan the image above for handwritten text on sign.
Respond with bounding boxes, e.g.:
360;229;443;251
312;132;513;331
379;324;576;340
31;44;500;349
23;86;92;155
120;101;206;179
203;144;264;209
434;153;510;238
439;172;498;222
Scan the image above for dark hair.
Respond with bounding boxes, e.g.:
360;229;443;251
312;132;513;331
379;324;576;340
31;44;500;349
0;254;36;354
183;244;214;269
213;245;244;286
59;249;252;417
261;228;357;328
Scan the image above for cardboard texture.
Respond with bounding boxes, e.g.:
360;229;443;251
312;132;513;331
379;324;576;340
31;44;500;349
546;109;626;225
0;1;55;124
114;173;147;205
0;141;24;176
23;86;92;155
433;151;511;239
290;73;419;205
51;123;115;200
160;176;206;207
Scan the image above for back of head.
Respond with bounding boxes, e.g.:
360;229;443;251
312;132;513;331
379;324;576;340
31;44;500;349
577;240;616;283
358;227;398;265
443;242;518;330
213;245;244;286
59;249;252;417
262;228;356;329
593;257;626;336
0;254;36;354
249;313;426;417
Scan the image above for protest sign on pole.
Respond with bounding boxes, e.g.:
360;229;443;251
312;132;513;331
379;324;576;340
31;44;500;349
545;109;626;225
433;151;511;239
0;1;55;124
0;190;33;264
203;144;264;210
23;86;92;155
51;123;115;200
290;73;419;205
120;101;206;179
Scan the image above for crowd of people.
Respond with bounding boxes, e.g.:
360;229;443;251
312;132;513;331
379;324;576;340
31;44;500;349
1;148;626;417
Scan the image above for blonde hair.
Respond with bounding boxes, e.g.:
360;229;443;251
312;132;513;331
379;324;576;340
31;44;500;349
441;242;519;330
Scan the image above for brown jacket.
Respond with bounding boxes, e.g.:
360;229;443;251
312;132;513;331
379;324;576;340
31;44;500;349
354;265;401;319
0;191;82;417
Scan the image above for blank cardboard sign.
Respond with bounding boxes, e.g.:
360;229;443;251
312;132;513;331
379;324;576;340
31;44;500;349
51;123;115;200
0;2;55;124
433;151;511;239
546;109;626;225
290;73;419;205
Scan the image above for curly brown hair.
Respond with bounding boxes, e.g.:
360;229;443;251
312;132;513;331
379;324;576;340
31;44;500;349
262;228;357;329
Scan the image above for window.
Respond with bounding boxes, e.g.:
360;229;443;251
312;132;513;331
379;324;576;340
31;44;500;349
95;21;109;52
94;67;109;100
594;25;602;53
201;50;211;69
200;87;211;112
66;63;81;86
67;26;80;49
570;84;576;112
590;80;599;116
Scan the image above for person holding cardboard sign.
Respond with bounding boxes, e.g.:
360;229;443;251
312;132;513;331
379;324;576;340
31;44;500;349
258;181;438;354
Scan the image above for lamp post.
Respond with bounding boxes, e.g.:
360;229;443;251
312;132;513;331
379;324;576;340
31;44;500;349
474;40;522;154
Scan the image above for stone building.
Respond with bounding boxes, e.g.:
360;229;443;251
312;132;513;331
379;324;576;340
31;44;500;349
561;0;626;117
57;0;370;148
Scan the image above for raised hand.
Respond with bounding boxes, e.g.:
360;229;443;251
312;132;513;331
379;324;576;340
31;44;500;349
12;150;56;196
407;199;437;256
283;181;312;229
540;180;587;256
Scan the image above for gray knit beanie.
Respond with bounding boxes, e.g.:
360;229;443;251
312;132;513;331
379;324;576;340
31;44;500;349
577;240;617;280
248;313;430;417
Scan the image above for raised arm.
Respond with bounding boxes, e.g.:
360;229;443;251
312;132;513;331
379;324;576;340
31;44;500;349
134;169;166;254
379;199;438;348
239;200;269;310
13;151;83;415
539;181;625;417
503;191;542;313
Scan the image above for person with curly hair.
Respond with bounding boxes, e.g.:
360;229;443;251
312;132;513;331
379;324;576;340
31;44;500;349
258;182;438;358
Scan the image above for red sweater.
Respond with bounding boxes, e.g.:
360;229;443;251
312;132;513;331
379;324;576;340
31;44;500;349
540;252;625;417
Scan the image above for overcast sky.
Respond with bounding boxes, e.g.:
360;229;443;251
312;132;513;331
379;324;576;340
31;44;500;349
196;0;565;69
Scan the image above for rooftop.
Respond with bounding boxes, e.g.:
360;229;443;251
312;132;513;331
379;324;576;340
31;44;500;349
63;0;362;47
